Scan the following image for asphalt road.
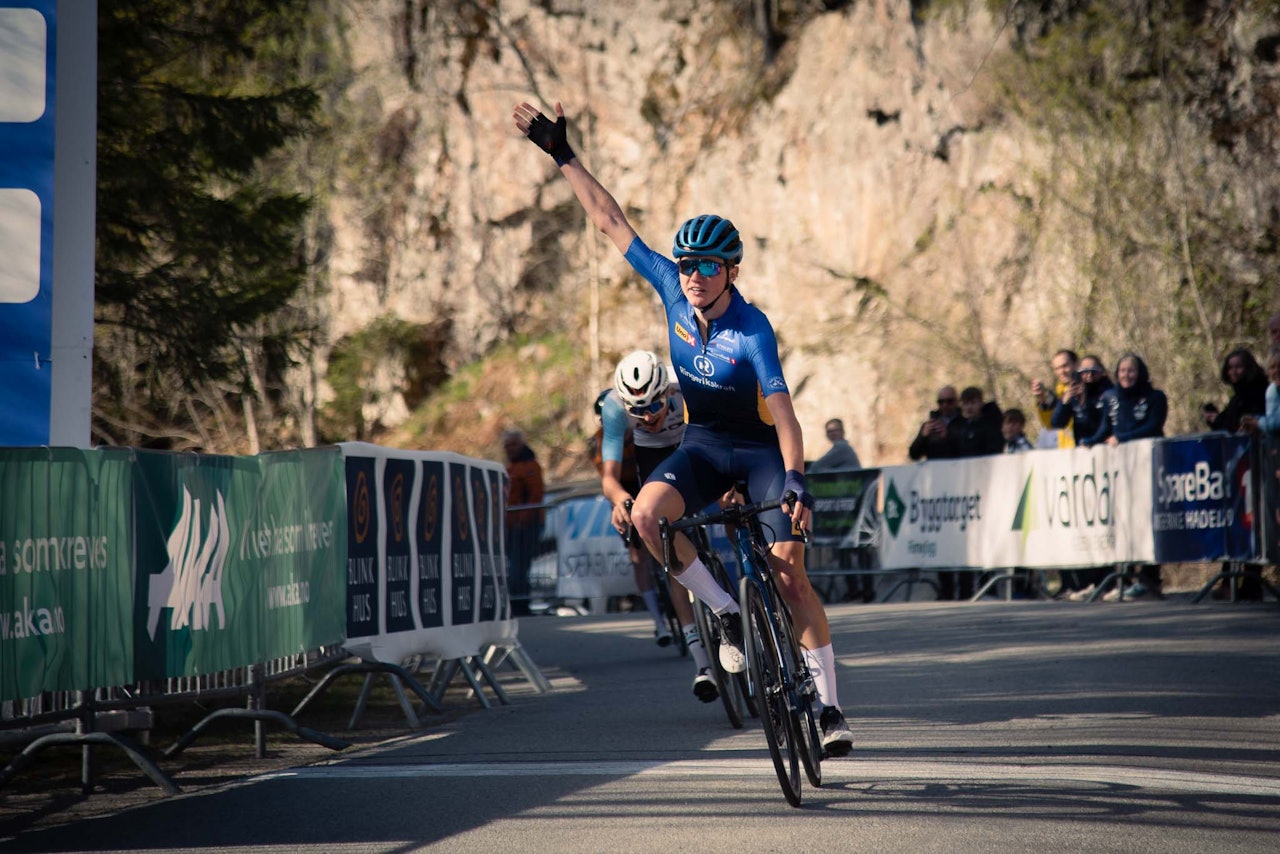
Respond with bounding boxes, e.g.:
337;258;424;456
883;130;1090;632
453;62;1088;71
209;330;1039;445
5;597;1279;853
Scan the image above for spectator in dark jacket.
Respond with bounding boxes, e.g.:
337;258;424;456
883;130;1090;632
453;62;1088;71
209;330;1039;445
951;386;1003;458
1083;354;1167;600
1202;348;1268;435
1051;354;1113;444
1000;409;1034;453
1051;355;1113;600
1082;353;1167;447
908;386;960;461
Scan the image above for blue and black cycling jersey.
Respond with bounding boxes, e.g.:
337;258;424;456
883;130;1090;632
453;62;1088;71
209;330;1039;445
624;237;788;444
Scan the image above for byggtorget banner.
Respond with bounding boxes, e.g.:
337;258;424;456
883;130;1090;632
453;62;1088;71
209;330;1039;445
877;441;1155;569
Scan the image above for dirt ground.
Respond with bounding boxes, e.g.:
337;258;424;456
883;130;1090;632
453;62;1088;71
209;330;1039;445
0;661;505;841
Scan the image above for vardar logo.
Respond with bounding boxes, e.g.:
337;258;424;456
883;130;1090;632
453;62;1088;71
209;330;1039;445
147;486;230;640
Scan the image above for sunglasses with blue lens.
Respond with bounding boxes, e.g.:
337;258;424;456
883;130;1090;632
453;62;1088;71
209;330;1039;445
628;400;666;418
677;258;723;277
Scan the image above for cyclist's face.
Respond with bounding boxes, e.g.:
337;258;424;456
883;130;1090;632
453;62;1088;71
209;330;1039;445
638;395;668;427
680;256;734;311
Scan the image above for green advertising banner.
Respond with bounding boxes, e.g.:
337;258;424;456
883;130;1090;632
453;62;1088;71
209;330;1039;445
132;449;346;679
253;450;347;658
0;448;134;702
808;468;880;548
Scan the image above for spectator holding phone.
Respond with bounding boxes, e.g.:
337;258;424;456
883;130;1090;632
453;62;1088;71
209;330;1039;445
1051;355;1113;445
1032;349;1079;448
908;386;960;461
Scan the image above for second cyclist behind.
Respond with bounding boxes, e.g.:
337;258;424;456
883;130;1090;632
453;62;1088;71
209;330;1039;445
599;351;719;703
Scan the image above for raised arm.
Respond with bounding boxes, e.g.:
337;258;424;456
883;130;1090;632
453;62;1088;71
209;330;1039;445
513;101;637;255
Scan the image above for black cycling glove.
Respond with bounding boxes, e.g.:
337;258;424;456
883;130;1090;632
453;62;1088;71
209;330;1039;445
524;110;576;167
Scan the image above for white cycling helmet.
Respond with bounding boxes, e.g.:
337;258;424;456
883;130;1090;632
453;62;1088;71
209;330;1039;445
613;350;667;409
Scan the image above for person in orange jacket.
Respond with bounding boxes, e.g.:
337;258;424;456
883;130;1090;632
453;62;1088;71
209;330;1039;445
503;429;545;615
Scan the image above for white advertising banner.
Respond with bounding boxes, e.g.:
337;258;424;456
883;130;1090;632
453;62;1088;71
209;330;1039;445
338;442;514;664
877;441;1155;569
552;495;636;601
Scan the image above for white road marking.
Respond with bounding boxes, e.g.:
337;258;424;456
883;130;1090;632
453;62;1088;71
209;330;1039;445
254;759;1280;797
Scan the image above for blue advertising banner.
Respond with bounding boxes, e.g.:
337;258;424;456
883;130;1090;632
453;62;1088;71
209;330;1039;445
381;457;415;634
416;459;445;628
472;466;499;623
448;462;476;626
344;455;379;638
483;467;508;621
1151;433;1254;562
0;0;56;445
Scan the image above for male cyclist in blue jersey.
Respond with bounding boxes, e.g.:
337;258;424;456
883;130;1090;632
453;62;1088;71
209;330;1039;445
514;100;854;754
600;350;718;703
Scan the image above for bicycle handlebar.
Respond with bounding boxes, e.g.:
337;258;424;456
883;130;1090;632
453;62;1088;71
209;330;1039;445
663;491;807;544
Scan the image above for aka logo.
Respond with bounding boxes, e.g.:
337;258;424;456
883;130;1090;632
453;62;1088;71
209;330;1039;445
693;354;715;377
147;486;230;640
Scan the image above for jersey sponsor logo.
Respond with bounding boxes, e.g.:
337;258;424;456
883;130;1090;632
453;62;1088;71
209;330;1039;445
674;322;696;347
677;364;735;392
664;472;676;481
693;354;715;377
766;377;786;391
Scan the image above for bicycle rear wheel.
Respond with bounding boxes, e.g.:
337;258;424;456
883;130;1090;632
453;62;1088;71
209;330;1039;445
742;578;802;807
652;564;688;657
693;600;744;728
702;545;757;719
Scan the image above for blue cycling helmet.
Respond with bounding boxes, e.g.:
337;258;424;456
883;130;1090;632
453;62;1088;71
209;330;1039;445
672;214;743;265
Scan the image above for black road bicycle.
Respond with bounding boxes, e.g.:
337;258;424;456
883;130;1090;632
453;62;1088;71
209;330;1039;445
660;491;822;807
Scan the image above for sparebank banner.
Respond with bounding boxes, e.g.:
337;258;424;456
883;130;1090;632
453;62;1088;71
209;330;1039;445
339;443;512;664
553;494;635;600
0;447;133;701
877;441;1155;569
1151;433;1253;562
0;0;56;446
133;449;346;679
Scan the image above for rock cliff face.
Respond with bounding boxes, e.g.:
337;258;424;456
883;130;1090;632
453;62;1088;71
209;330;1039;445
316;0;1278;474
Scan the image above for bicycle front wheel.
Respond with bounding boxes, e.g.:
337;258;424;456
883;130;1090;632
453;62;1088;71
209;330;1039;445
742;578;802;807
777;601;822;788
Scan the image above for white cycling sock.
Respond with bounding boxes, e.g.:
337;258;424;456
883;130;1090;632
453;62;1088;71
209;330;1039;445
683;623;710;670
640;589;664;628
804;644;840;709
672;557;737;614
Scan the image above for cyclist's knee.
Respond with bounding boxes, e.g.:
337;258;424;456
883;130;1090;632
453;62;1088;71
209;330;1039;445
770;545;813;603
